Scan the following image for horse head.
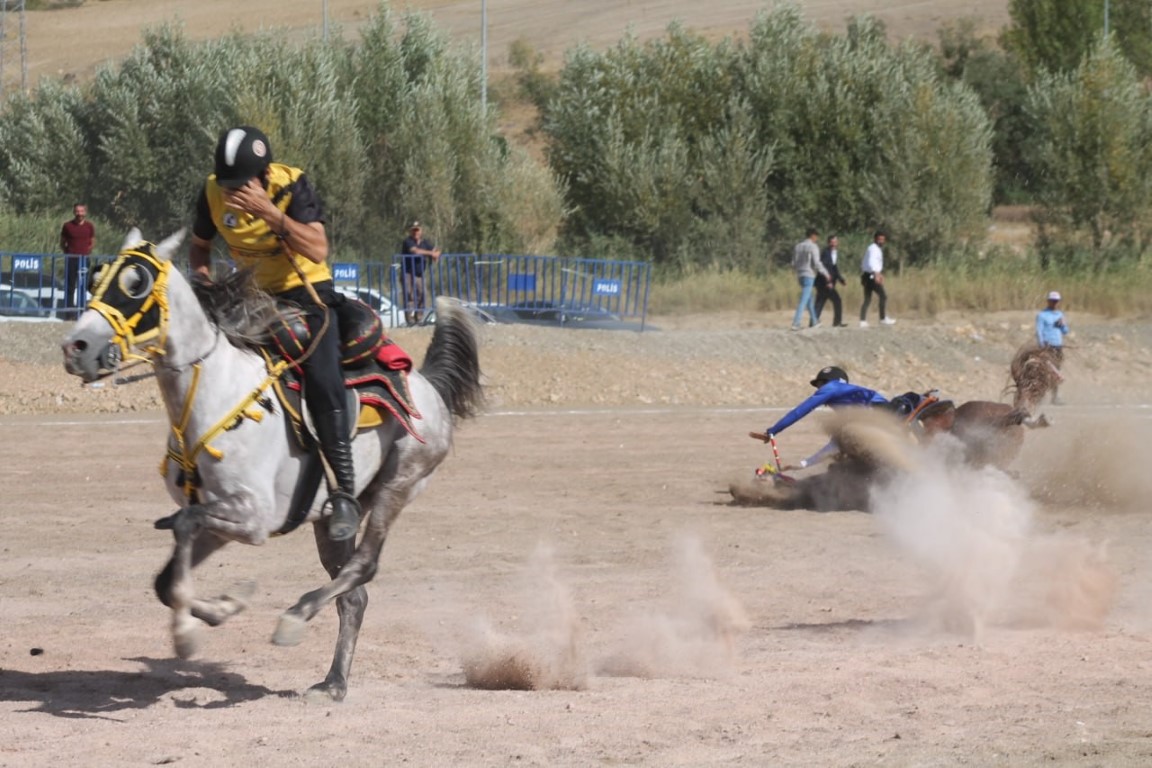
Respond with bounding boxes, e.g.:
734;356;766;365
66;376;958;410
62;229;186;382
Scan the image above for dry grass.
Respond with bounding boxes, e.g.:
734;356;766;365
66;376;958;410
652;264;1152;318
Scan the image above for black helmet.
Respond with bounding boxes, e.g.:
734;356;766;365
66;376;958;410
810;365;848;388
213;126;272;188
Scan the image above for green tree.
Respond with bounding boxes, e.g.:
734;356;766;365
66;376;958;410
1024;39;1152;267
937;18;1033;203
1004;0;1152;77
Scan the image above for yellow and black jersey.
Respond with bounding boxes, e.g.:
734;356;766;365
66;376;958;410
193;162;331;294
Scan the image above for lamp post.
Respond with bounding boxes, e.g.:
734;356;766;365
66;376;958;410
481;0;488;112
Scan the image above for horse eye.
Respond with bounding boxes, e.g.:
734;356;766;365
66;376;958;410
118;265;154;299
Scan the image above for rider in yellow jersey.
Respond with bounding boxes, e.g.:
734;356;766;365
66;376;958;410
188;126;361;542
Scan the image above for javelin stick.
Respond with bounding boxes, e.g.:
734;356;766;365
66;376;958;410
769;434;784;473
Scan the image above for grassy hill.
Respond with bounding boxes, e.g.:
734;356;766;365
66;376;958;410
8;0;1010;93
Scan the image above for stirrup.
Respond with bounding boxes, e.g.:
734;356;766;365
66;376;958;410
327;490;361;542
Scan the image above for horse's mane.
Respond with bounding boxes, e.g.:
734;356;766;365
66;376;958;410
1004;342;1061;410
192;269;294;350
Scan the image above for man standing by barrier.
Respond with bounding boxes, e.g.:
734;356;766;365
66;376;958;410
400;221;441;326
60;203;95;310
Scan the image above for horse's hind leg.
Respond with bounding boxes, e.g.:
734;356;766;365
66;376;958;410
296;523;367;702
272;480;410;681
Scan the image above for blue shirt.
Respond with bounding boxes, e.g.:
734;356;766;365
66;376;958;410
1036;308;1068;348
766;380;888;436
401;235;435;277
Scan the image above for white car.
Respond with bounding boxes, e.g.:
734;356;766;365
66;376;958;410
334;285;399;329
0;284;64;322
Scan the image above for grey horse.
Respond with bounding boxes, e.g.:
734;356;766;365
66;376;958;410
61;229;483;700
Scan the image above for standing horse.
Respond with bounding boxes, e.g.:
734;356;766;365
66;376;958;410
61;230;483;701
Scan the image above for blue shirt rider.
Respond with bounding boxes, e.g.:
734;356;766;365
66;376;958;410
763;365;889;469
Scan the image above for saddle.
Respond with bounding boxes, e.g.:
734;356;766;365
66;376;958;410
261;299;423;537
264;298;423;448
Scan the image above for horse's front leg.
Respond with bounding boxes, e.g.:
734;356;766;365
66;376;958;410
154;494;267;657
164;507;205;659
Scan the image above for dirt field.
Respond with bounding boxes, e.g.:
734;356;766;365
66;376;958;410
8;0;1010;94
3;310;1152;765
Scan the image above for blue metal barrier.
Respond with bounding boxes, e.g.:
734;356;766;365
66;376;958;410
4;250;653;331
0;252;111;320
341;253;652;330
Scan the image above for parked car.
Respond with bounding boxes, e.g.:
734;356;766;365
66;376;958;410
0;285;49;317
0;271;68;310
421;299;500;327
334;285;399;329
491;299;623;327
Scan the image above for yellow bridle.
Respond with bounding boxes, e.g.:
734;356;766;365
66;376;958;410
86;245;172;368
88;243;287;502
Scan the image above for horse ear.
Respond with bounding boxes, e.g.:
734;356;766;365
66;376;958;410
155;229;186;262
119;227;144;254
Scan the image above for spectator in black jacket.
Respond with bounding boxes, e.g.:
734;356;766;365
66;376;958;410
815;234;848;327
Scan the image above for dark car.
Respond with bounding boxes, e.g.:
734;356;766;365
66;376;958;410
493;300;623;327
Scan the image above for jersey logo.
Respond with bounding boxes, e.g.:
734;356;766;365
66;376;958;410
223;212;238;229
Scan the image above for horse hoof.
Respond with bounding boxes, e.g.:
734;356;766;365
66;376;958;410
226;580;257;608
174;628;200;659
272;613;307;646
303;680;347;703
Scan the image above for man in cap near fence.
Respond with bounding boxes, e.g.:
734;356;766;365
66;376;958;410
1035;290;1069;405
400;221;441;326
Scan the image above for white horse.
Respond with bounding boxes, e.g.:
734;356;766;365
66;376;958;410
61;229;483;701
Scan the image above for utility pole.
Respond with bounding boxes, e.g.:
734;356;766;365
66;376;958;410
0;0;28;101
481;0;487;113
1104;0;1110;37
322;0;329;42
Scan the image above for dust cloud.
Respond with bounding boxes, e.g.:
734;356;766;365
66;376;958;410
596;534;749;679
457;535;748;689
871;438;1117;640
1019;416;1152;509
460;544;588;691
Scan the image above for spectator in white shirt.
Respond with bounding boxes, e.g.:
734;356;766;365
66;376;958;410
859;230;895;327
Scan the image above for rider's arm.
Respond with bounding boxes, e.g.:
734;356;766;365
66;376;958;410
765;389;837;437
189;187;216;280
796;439;840;469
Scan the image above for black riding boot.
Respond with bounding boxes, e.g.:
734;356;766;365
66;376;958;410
313;408;362;541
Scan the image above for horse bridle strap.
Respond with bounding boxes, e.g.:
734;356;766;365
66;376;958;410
163;357;291;501
87;245;171;367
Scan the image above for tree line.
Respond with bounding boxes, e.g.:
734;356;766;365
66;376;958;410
1;1;1151;274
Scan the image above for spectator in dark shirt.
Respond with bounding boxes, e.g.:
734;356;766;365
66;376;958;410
60;203;95;309
400;221;441;326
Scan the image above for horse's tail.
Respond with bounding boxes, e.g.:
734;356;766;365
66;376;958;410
421;297;485;421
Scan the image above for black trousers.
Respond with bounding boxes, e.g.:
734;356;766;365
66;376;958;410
814;281;842;326
276;281;347;414
859;272;888;322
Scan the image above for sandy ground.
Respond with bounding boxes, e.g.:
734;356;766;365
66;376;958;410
6;0;1011;94
3;310;1152;765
